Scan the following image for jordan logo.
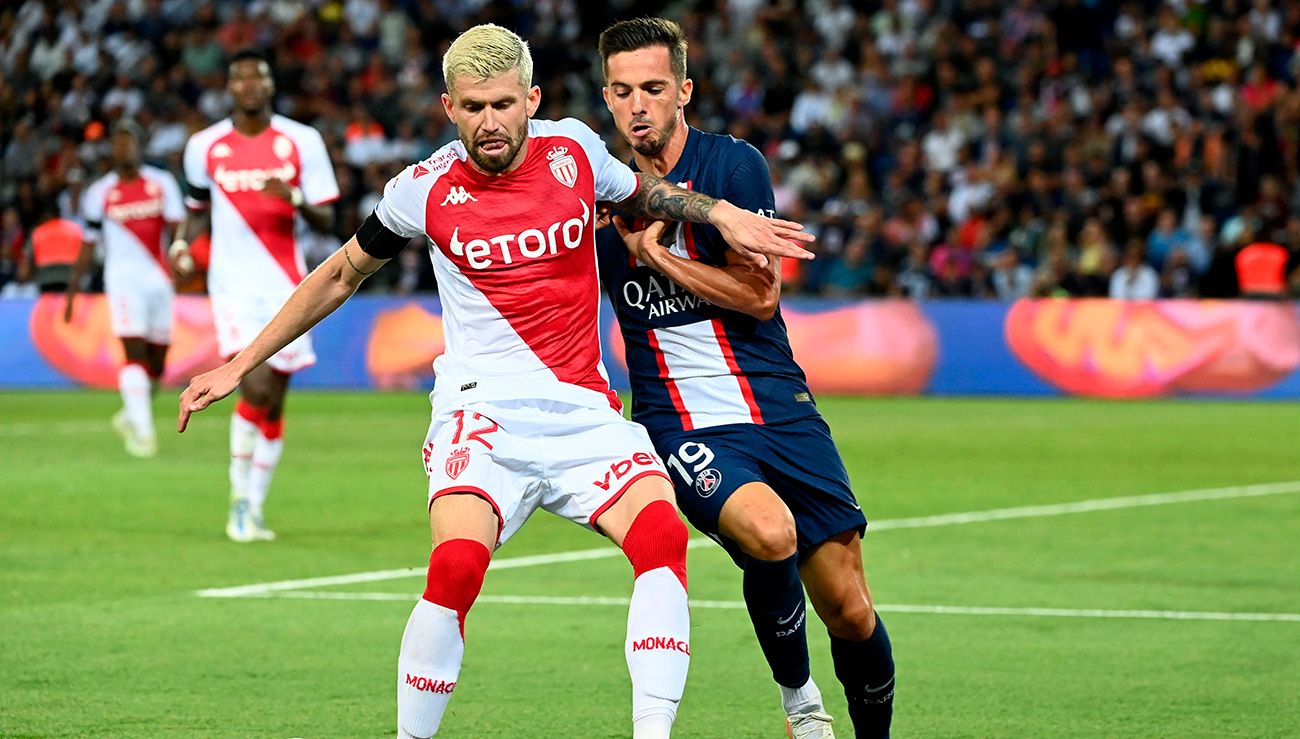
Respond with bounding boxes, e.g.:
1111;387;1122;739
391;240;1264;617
441;186;478;206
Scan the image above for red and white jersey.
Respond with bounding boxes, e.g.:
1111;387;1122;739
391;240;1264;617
183;115;339;300
82;165;185;293
375;118;639;412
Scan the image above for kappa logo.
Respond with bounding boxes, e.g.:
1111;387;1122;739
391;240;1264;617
445;446;471;480
441;186;478;206
412;164;429;179
547;146;578;188
695;468;722;497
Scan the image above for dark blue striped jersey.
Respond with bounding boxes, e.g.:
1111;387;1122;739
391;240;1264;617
596;127;818;438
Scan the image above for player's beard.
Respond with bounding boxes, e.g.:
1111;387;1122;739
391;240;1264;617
463;121;527;174
629;109;679;157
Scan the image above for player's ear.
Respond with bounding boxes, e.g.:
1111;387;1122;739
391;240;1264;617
526;85;542;117
601;86;613;113
440;92;455;123
679;78;693;109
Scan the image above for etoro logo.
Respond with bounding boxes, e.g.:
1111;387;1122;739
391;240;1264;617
213;163;297;193
448;200;590;269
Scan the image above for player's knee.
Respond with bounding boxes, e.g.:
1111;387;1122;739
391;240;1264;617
739;515;797;562
621;499;689;589
823;593;877;642
422;538;492;616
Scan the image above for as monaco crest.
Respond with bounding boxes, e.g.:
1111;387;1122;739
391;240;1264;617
548;146;577;188
445;446;471;480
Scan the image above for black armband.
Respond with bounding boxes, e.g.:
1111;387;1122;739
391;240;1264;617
356;210;410;259
186;184;210;202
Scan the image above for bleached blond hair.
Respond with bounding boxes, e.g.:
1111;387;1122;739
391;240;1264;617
442;24;533;94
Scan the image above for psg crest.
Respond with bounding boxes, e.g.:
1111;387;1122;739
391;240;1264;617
445;446;471;480
547;146;577;188
695;468;722;497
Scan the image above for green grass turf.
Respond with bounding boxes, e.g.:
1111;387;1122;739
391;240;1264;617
1;391;1297;737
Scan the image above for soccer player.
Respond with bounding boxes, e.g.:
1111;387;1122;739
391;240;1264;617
172;49;340;543
176;25;812;739
66;120;185;458
595;19;895;739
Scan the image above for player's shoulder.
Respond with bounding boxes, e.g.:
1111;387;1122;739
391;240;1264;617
698;129;767;171
85;171;118;195
186;118;234;150
528;117;596;140
383;141;466;197
270;114;326;145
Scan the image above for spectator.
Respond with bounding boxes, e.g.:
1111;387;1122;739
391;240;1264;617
1110;241;1160;299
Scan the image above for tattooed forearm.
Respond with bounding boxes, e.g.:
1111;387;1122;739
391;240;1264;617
626;172;719;224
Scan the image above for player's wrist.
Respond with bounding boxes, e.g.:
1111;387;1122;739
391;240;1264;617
168;239;190;258
289;187;305;208
706;199;737;228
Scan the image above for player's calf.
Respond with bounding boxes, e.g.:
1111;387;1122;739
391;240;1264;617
620;499;690;739
398;538;491;738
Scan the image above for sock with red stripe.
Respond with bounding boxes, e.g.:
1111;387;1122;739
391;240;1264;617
247;417;283;519
229;400;266;499
622;500;691;738
118;363;153;439
398;539;491;738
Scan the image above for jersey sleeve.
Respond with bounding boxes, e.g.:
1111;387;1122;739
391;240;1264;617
160;171;185;223
80;181;105;242
182;135;211;208
560;118;639;203
297;128;340;206
373;164;429;239
722;142;776;216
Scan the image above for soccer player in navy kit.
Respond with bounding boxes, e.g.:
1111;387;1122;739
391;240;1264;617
596;19;895;739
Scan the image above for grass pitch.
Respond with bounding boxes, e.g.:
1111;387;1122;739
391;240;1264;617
1;392;1297;737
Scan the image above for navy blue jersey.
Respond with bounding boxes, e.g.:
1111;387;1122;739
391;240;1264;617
596;127;818;438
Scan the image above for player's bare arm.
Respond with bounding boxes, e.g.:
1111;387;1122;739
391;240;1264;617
621;172;813;267
62;240;96;323
177;237;386;431
262;177;335;233
169;209;210;276
614;217;779;320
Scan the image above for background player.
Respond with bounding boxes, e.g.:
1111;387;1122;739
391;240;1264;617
66;120;184;458
596;18;895;738
176;24;812;739
173;49;340;542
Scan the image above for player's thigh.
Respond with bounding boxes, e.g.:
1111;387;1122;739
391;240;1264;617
799;530;878;640
718;480;799;561
657;429;767;547
239;362;290;410
142;285;174;346
421;404;543;549
119;336;150;365
542;406;673;547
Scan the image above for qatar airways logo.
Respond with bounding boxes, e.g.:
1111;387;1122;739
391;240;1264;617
213;163;297;193
106;198;163;222
623;272;711;319
449;200;590;270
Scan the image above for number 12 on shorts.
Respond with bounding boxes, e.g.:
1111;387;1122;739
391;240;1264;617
666;441;714;485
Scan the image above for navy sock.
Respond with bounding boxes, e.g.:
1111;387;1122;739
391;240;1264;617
830;612;894;738
742;553;811;689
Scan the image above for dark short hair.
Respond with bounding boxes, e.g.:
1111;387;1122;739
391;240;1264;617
110;118;144;142
598;17;687;82
229;48;271;73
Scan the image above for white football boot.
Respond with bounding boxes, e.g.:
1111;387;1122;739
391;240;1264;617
112;409;156;458
226;497;255;542
786;709;836;739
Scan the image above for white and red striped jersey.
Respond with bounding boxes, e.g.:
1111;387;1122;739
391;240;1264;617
82;165;185;293
375;118;639;413
182;115;339;300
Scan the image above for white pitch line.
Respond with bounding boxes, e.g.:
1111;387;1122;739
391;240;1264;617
221;591;1300;623
195;479;1300;599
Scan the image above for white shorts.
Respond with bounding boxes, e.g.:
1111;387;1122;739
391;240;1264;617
210;293;316;374
107;284;174;345
421;398;671;547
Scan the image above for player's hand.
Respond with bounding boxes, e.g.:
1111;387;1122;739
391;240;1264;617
595;201;614;230
169;239;195;277
178;363;241;433
612;216;670;265
709;200;814;268
262;178;303;207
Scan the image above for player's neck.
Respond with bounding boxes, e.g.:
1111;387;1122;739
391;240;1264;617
634;117;689;177
116;164;139;181
233;110;272;137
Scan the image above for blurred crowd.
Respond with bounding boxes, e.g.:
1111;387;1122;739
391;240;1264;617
3;0;1300;300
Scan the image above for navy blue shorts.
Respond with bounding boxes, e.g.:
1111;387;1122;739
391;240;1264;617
653;415;867;565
